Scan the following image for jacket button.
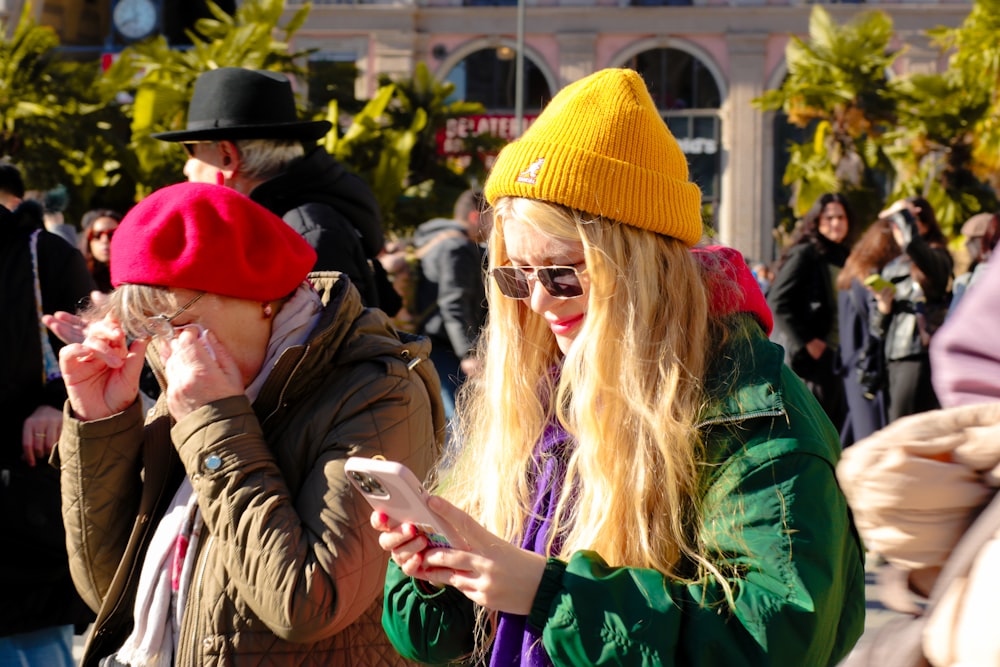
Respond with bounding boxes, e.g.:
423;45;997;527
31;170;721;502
204;454;222;470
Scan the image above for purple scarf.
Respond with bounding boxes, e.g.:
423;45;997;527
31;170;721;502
489;421;571;667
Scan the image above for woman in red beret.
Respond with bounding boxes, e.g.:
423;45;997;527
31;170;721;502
52;182;443;666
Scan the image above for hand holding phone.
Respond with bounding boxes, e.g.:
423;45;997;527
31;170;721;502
345;457;451;548
863;274;895;294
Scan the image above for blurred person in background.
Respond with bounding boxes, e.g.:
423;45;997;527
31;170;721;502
0;162;95;666
25;184;77;248
836;218;900;447
78;208;122;294
405;188;488;423
768;192;854;429
869;196;953;422
153;67;386;308
948;211;998;315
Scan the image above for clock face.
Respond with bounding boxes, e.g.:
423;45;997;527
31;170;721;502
113;0;158;41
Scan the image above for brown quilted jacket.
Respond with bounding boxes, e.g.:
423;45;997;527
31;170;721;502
54;274;444;666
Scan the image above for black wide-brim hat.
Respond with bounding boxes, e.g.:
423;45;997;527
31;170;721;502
152;67;332;143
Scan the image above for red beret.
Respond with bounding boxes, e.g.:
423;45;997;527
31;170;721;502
690;245;774;336
111;182;317;301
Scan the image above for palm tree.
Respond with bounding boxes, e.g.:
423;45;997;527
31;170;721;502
754;5;898;231
97;0;313;195
885;70;995;234
931;0;1000;212
0;1;133;218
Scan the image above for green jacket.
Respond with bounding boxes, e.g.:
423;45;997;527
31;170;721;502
56;274;443;666
382;317;866;665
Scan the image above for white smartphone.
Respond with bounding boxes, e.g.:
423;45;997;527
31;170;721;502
344;457;451;548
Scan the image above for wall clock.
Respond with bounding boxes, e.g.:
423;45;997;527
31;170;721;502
113;0;158;41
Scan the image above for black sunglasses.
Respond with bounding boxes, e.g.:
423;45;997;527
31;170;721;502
491;265;587;300
181;141;212;158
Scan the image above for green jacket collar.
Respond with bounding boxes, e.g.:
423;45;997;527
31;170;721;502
698;316;786;428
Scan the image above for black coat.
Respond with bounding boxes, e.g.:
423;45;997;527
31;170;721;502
250;147;384;307
767;235;848;371
0;199;96;635
838;279;887;446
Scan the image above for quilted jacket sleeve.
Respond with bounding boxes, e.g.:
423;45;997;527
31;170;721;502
172;360;437;643
381;449;865;666
382;560;477;664
529;449;864;666
56;400;146;613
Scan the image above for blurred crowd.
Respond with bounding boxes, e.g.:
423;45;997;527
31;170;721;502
761;192;996;447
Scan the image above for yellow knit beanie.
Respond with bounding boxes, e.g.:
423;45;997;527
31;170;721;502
485;68;704;247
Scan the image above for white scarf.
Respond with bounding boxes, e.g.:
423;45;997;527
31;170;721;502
115;284;324;666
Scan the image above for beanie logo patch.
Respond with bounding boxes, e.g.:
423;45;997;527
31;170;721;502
516;157;545;185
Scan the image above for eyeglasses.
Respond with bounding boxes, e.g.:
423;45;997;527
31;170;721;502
91;230;114;242
181;141;213;158
140;292;206;340
491;265;588;300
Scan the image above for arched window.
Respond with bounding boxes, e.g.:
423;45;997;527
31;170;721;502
624;48;722;208
444;48;552;112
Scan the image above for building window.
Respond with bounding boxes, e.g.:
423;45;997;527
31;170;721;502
444;48;552;112
308;55;362;116
626;48;720;110
624;48;722;206
630;0;693;6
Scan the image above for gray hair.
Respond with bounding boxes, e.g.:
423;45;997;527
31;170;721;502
98;284;176;341
233;139;305;182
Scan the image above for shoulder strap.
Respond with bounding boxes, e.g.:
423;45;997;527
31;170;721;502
29;229;61;384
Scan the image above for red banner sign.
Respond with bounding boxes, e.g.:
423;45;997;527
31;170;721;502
437;114;539;156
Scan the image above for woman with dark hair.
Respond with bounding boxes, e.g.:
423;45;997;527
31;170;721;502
836;219;901;446
767;192;853;427
78;209;122;293
871;196;953;421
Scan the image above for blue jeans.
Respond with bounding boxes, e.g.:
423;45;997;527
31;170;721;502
429;340;467;463
0;625;75;667
429;340;464;422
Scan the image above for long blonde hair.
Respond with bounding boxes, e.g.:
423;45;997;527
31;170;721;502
445;197;716;651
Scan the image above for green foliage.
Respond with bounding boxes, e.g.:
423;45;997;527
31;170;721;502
756;1;1000;240
326;84;427;234
98;0;314;198
922;0;1000;225
0;2;133;221
883;71;996;233
371;62;497;233
754;5;899;230
0;0;487;235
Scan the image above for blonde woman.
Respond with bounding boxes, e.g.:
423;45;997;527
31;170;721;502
374;69;865;666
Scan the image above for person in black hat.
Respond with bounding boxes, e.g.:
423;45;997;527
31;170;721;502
153;67;386;307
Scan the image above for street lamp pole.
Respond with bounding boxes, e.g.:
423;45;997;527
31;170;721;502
514;0;525;136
